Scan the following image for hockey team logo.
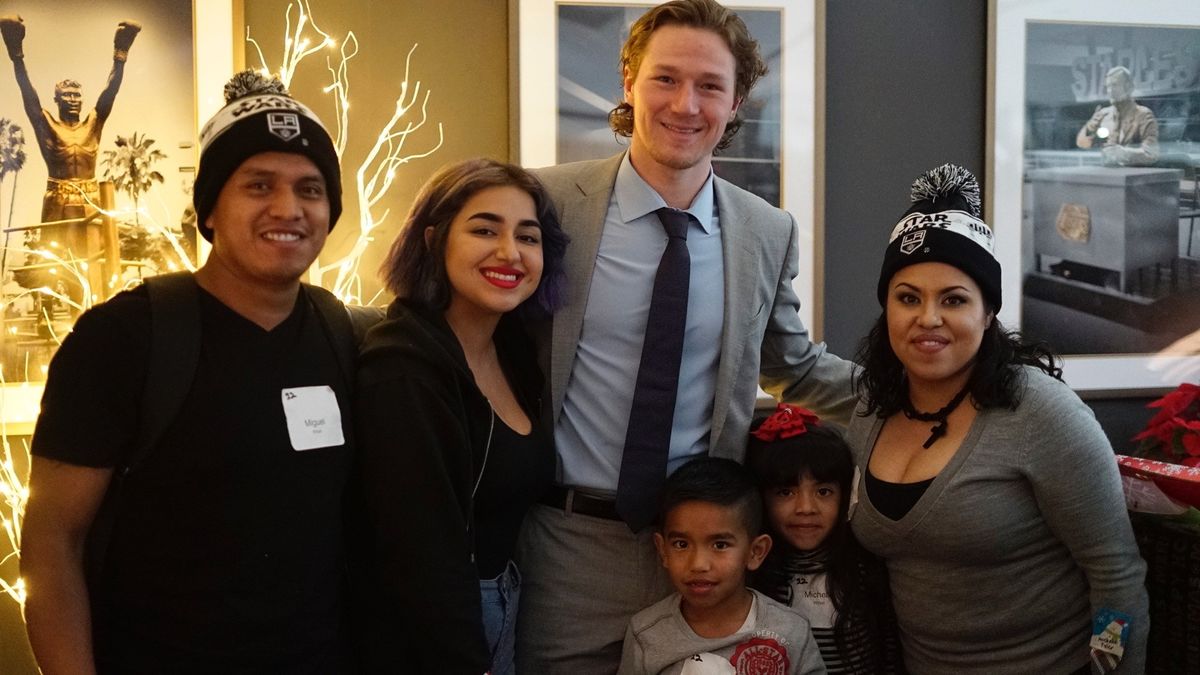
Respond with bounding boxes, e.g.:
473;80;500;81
267;112;302;141
899;230;926;255
730;637;789;675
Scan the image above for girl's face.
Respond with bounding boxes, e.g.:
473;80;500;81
437;185;544;321
763;471;842;552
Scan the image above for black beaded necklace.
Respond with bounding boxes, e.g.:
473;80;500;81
902;384;971;449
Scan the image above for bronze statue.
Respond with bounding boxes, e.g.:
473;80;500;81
1075;66;1159;167
1;15;141;224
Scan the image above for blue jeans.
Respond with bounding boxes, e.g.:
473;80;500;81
480;559;521;675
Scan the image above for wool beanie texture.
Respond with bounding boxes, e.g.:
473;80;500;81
876;164;1002;310
193;71;341;241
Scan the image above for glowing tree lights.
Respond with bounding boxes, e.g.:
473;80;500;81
247;0;444;303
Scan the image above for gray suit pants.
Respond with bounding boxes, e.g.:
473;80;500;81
514;503;673;674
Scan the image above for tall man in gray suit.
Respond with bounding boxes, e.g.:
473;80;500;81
516;1;856;672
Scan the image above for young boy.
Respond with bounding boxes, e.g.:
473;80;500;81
618;457;828;675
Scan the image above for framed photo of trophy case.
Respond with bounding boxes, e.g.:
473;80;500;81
514;0;822;330
989;0;1200;394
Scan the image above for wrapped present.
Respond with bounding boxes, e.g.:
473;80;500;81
1116;455;1200;512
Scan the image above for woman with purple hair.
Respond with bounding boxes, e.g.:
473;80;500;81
351;157;568;674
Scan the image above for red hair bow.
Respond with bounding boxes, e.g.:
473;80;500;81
751;403;820;442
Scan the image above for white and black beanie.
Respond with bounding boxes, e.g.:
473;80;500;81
193;70;341;242
876;163;1001;310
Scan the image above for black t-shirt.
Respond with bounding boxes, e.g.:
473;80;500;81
33;285;352;673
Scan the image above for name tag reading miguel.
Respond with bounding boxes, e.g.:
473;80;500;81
281;386;345;451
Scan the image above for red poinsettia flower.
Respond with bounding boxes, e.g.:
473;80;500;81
1183;424;1200;457
751;403;820;442
1134;383;1200;464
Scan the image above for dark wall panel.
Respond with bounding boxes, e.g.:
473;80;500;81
823;0;987;358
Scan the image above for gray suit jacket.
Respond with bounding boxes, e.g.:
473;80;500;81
533;154;855;462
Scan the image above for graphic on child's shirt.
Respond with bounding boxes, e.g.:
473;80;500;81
730;636;790;675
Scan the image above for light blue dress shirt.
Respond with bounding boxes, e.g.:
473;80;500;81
556;153;725;491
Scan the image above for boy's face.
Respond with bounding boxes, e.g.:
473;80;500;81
763;471;841;552
654;500;771;616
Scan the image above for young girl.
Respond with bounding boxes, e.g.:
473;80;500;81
747;403;904;675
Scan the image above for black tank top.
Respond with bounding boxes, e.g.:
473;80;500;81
865;469;934;521
471;412;554;578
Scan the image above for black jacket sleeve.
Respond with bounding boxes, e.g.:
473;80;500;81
350;367;489;674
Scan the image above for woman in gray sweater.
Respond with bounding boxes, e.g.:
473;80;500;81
847;164;1148;674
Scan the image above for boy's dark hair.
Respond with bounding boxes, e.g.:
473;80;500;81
746;420;902;672
659;457;762;535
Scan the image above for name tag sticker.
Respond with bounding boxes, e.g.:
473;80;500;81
1089;608;1132;670
281;385;345;451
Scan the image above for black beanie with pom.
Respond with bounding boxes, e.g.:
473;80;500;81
193;71;341;242
876;164;1001;311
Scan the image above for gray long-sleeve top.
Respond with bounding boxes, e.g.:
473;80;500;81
847;366;1148;674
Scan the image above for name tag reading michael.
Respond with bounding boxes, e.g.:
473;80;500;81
281;386;345;451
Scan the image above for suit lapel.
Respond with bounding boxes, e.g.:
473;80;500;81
710;178;760;451
550;155;623;421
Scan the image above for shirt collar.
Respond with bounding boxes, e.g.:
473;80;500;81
614;152;716;234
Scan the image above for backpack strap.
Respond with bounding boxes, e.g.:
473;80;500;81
131;272;202;471
305;284;357;394
86;271;201;591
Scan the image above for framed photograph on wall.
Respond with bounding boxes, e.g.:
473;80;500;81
0;0;204;385
990;0;1200;394
515;0;820;329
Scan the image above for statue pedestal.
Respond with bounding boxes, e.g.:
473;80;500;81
1028;166;1179;293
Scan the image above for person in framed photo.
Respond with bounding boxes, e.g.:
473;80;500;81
0;15;141;222
1074;65;1160;167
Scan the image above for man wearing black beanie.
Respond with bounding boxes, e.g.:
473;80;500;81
20;71;358;673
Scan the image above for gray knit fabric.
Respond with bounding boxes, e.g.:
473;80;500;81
618;590;828;675
847;367;1148;674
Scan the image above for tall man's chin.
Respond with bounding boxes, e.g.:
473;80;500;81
647;146;711;172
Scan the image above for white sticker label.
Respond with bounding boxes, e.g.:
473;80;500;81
280;385;345;451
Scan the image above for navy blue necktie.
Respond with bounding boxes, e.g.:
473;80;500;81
615;207;692;532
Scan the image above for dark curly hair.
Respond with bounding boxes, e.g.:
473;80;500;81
854;312;1063;418
380;157;568;320
608;0;767;152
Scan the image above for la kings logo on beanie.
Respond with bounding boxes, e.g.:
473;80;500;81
267;112;301;141
900;230;926;255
